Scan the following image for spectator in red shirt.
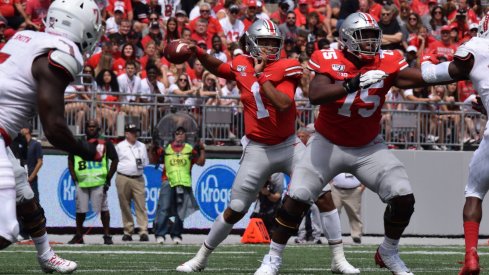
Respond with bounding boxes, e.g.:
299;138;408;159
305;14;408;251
367;0;382;22
141;21;164;54
107;0;133;21
242;0;258;31
409;0;430;18
113;43;140;76
139;41;158;72
189;2;224;43
270;0;294;25
427;24;457;60
447;0;477;24
175;10;189;34
409;25;437;55
190;18;212;49
25;0;49;30
458;80;476;103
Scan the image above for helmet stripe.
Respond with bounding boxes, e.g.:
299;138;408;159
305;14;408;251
484;14;489;34
265;19;276;34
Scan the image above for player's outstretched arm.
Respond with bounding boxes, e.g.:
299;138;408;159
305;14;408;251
33;55;96;160
186;41;234;80
309;73;353;105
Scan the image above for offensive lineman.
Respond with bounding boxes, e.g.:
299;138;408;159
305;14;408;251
0;0;103;273
176;19;358;274
255;12;434;275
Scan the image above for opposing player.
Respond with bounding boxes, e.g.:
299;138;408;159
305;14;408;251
417;12;489;275
176;19;358;274
0;0;103;273
255;12;433;275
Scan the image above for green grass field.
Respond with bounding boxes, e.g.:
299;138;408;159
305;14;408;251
0;243;487;274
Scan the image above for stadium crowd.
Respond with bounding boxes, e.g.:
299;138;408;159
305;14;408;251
1;0;487;149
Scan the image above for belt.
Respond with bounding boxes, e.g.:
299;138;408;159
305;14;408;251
118;172;142;179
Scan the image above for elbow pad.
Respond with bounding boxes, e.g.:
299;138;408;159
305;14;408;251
421;61;453;83
48;50;82;81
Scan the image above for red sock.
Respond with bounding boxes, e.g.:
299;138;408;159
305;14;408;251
464;221;480;253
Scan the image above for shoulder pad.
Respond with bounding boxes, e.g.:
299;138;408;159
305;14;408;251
454;42;474;61
282;59;303;79
48;50;82;81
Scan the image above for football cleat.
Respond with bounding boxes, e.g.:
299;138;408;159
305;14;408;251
38;250;77;274
254;254;282;275
331;258;360;274
459;248;480;275
375;247;413;275
176;256;208;273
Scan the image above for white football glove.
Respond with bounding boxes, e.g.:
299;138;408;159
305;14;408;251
359;70;388;89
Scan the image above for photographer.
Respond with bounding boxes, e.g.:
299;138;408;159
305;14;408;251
152;127;205;244
250;173;284;234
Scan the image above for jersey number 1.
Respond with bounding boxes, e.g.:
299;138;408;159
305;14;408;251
251;81;270;119
338;81;382;117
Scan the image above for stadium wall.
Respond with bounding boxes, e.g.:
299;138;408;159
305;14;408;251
38;150;487;236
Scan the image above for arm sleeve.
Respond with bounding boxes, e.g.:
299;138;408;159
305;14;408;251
217;62;236;80
35;142;42;159
105;141;119;161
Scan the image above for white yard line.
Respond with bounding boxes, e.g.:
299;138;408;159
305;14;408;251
3;250;256;255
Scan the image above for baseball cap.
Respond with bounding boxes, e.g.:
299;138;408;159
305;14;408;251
175;9;187;17
233;48;244;56
298;0;308;4
428;0;437;3
470;23;479;30
197;40;207;45
257;0;263;7
229;4;240;13
114;3;124;13
247;0;257;7
441;25;451;32
450;22;459;30
406;45;417;53
125;124;140;132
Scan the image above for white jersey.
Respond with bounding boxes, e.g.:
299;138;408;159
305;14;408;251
219;18;245;43
456;37;489;134
0;30;83;140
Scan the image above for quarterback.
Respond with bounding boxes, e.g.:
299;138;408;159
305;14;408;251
0;0;103;273
176;19;357;274
255;12;432;275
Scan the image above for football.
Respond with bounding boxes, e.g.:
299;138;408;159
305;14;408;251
164;40;192;64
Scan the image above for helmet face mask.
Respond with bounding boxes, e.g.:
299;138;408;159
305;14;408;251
340;12;382;60
244;19;284;61
44;0;103;56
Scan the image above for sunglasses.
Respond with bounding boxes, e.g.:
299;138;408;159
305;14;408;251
178;78;188;81
434;11;442;14
409;17;417;20
287;17;296;19
381;13;391;16
175;131;185;135
150;17;158;20
200;9;210;13
230;9;239;14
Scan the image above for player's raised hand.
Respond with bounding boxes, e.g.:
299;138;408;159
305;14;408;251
253;52;268;75
359;70;388;89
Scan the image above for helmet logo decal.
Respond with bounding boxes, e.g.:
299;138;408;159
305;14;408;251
48;16;55;28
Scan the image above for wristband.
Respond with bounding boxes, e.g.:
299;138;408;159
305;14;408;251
258;73;269;85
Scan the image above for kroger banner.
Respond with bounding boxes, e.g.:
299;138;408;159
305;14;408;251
38;156;254;229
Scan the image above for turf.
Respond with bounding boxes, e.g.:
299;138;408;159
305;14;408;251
0;243;487;274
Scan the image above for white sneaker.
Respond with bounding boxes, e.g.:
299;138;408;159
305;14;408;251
156;236;165;244
375;248;413;275
38;251;77;274
254;254;282;275
331;258;360;274
173;237;182;244
176;256;208;272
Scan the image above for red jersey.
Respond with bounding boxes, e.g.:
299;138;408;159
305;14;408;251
458;80;476;102
218;55;302;145
308;49;408;147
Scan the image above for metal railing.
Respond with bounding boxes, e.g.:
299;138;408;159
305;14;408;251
42;91;485;150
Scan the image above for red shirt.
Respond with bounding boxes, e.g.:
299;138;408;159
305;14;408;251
458;80;476;102
0;0;17;18
189;16;223;38
217;55;302;144
308;49;408;147
427;40;458;61
270;10;287;25
368;3;382;22
25;0;49;26
294;7;326;27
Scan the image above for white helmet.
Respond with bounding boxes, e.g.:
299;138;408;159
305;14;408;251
243;19;283;61
339;12;382;60
44;0;103;55
477;12;489;39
